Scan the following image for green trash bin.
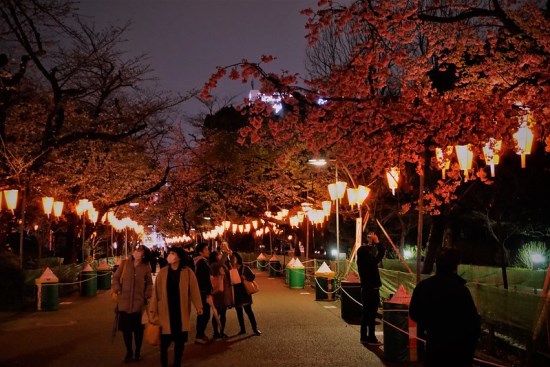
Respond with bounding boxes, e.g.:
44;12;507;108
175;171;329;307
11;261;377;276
315;276;336;301
288;266;305;289
35;267;59;311
256;253;267;271
285;258;296;284
341;281;362;324
269;259;281;277
96;261;112;290
81;264;97;297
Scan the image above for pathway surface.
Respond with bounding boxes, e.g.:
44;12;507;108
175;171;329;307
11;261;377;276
0;269;422;367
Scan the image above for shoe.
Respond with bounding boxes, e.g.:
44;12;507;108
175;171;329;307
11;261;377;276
237;329;246;335
194;336;210;345
123;353;133;363
220;332;229;338
213;332;221;339
253;329;262;336
134;355;142;361
366;338;382;346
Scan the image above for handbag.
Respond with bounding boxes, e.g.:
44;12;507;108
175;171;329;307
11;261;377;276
229;268;241;285
143;307;161;346
243;279;259;295
111;260;128;303
211;274;224;294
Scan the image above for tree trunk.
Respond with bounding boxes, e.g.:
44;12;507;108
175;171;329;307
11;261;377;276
422;214;445;274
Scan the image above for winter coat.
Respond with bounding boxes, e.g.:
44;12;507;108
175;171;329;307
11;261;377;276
149;266;202;335
111;259;153;314
409;272;481;367
194;256;213;296
210;254;233;308
356;242;385;289
233;264;255;307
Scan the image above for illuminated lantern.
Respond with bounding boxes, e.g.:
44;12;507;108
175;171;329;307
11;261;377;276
4;189;18;212
238;224;244;233
289;216;299;228
513;118;534;168
42;197;54;217
280;209;289;218
232;224;238;233
251;220;258;229
435;146;453;179
386;167;400;195
88;208;99;224
296;211;305;222
75;199;90;217
454;145;474;181
355;185;370;206
223;220;231;230
328;181;347;201
321;201;332;216
244;223;251;233
265;211;272;218
53;201;64;218
346;188;357;207
483;139;502;177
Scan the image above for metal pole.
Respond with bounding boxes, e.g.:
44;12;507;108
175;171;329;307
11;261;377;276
18;188;26;268
335;163;340;274
81;216;86;263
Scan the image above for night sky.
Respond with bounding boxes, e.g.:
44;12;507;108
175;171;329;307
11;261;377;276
77;0;317;115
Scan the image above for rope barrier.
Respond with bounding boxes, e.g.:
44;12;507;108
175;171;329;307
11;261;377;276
314;276;341;295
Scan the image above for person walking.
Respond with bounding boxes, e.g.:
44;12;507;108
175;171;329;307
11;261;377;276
231;252;261;336
193;242;212;344
356;232;385;345
111;245;153;362
149;246;203;367
209;242;233;338
409;247;481;367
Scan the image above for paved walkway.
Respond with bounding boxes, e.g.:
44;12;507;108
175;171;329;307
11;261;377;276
0;269;422;367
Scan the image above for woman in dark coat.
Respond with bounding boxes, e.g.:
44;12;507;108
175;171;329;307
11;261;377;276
112;245;153;362
230;252;261;336
208;245;232;338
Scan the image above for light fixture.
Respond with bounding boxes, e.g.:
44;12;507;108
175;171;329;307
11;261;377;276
513;122;534;168
328;182;347;201
53;201;64;218
4;189;18;212
386;167;400;195
483;139;502;177
42;197;54;217
435;146;453;179
454;145;474;181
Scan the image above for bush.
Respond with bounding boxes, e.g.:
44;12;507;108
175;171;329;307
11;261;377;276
0;251;25;311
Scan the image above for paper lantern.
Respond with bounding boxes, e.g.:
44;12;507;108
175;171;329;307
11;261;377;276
75;199;90;217
251;220;258;229
513;124;534;169
355;185;370;206
386;167;399;195
223;220;231;230
328;181;347;201
454;145;474;181
232;224;238;233
53;201;64;218
42;197;54;217
483;139;502;177
346;188;358;207
321;201;332;216
4;189;18;212
435;146;453;179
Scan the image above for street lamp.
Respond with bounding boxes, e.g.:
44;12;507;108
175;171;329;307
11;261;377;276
75;199;91;263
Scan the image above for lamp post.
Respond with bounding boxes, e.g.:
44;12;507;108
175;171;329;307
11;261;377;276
75;199;90;263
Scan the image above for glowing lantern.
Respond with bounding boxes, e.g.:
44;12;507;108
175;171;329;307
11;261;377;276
513;121;534;168
321;201;332;216
289;216;299;228
75;199;90;217
435;146;453;179
328;181;347;201
245;223;251;233
53;201;64;218
251;220;258;229
386;167;400;195
88;208;99;224
296;211;305;222
265;211;272;218
280;209;289;218
454;145;474;181
355;185;370;206
238;224;244;233
483;139;502;177
223;220;231;230
346;188;358;207
4;189;18;212
232;224;238;234
42;197;54;217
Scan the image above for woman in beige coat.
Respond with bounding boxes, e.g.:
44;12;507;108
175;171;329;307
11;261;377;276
111;245;153;362
149;247;203;367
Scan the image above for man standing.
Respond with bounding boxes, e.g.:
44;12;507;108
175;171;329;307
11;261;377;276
356;232;385;345
409;247;481;367
194;242;212;344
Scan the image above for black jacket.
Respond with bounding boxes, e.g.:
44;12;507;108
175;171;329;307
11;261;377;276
194;256;212;296
356;242;385;289
409;272;481;367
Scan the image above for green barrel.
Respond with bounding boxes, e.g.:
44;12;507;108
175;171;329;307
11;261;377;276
288;267;305;289
269;260;281;277
315;276;335;301
97;270;112;290
341;281;362;324
36;280;59;311
81;270;97;296
257;260;267;271
383;302;410;362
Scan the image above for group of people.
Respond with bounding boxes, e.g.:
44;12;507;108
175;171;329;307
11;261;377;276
357;232;481;367
111;241;260;367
